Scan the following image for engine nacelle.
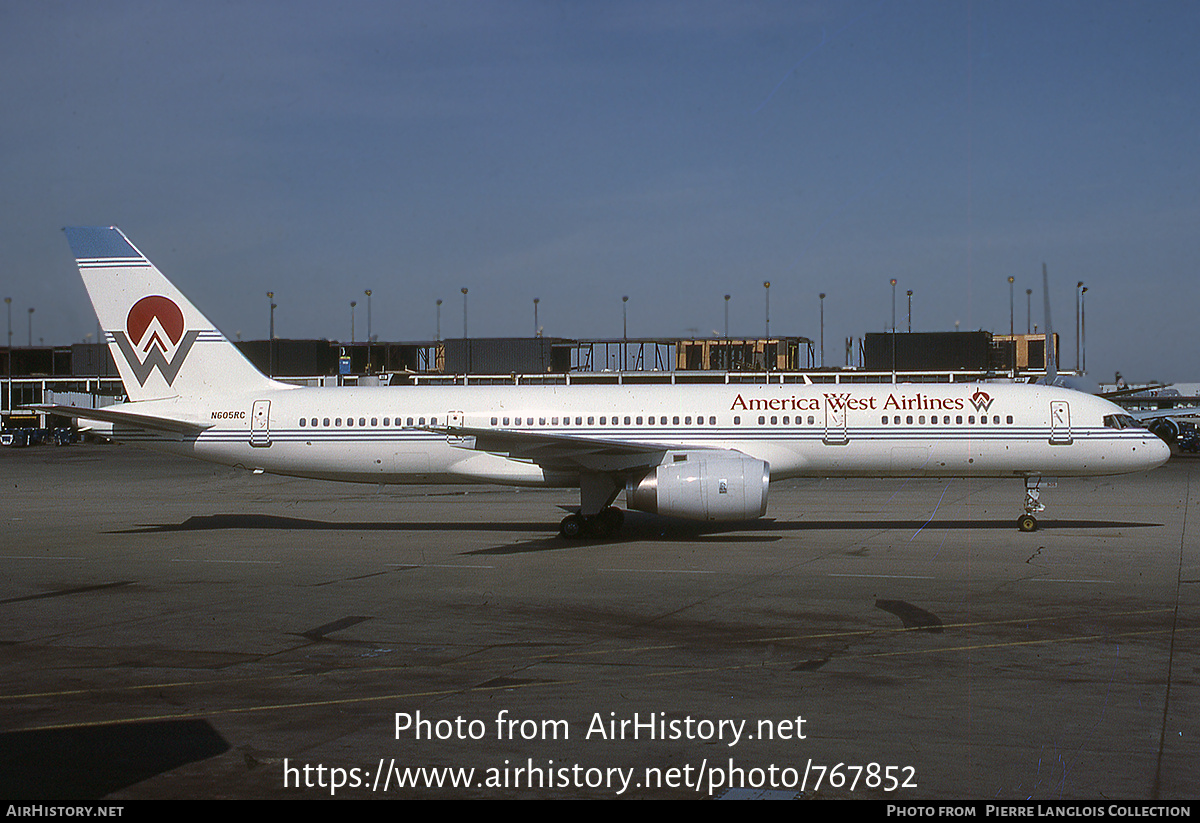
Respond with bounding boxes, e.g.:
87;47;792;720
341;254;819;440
1148;418;1180;444
625;455;770;521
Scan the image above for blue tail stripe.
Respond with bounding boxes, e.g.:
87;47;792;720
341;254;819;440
63;226;140;260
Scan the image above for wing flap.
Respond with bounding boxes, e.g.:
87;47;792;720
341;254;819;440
427;425;699;473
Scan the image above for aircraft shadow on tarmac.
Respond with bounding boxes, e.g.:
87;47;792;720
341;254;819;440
109;512;1163;555
0;719;229;800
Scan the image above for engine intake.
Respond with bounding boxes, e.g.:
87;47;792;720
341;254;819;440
626;455;770;521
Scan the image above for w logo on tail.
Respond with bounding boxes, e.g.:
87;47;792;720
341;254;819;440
110;295;199;386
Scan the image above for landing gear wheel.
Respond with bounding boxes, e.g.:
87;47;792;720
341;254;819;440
559;514;585;539
1017;514;1038;532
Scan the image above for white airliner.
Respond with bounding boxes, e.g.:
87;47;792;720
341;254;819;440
43;226;1168;537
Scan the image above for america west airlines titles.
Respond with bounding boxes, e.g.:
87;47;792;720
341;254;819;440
730;389;992;414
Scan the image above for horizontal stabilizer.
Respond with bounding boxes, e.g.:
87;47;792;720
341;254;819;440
28;404;213;434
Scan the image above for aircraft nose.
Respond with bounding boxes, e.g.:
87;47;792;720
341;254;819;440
1145;434;1171;470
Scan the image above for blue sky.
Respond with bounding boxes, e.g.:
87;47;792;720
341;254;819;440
3;0;1198;381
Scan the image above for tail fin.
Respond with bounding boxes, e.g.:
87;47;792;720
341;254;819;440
64;226;282;402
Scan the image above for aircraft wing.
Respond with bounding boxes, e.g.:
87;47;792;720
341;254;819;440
28;404;213;434
426;424;726;473
1129;407;1200;422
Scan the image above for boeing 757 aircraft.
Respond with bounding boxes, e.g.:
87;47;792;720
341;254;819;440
43;227;1168;537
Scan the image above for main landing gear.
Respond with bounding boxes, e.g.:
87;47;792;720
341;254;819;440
559;507;625;539
559;472;626;539
1018;476;1049;532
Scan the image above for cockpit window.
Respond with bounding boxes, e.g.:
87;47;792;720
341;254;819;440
1103;414;1140;430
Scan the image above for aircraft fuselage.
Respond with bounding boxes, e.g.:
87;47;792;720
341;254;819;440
108;381;1167;486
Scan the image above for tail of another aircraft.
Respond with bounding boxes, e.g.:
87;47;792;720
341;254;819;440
64;226;283;402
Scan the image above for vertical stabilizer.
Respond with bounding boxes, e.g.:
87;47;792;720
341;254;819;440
64;226;283;402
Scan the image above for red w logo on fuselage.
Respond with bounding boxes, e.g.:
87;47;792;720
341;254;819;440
968;390;994;414
110;296;199;386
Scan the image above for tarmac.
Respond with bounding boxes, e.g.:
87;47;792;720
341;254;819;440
0;442;1196;799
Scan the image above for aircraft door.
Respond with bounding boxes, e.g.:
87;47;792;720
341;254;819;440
250;399;271;447
823;402;849;445
446;409;466;445
1049;400;1072;445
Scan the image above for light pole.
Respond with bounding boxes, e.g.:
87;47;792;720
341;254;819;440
819;293;825;368
350;300;356;343
763;281;770;340
1081;286;1088;373
28;307;34;347
762;281;771;371
364;289;372;342
533;297;540;337
890;279;897;333
1008;276;1015;337
724;294;731;370
622;295;629;371
461;288;469;374
435;299;442;342
1075;281;1084;372
890;279;897;381
266;292;276;377
1026;288;1032;334
906;289;913;333
4;297;10;414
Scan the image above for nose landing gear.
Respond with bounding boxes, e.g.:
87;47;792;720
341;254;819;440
1018;476;1052;532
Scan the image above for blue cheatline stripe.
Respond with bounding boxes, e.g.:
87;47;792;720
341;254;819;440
63;226;139;260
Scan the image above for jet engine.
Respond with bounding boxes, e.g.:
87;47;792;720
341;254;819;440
625;455;769;521
1147;418;1180;444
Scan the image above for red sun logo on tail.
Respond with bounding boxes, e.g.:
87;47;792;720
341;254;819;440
111;295;200;386
127;296;186;352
